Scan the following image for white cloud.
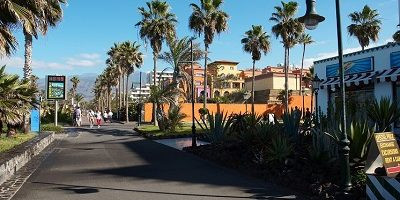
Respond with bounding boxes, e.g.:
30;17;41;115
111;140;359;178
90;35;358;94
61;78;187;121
66;58;100;67
0;52;103;70
79;53;101;60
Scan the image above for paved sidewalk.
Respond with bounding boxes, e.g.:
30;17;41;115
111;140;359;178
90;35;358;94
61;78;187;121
11;124;302;200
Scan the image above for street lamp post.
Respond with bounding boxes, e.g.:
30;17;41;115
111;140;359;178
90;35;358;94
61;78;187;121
301;86;305;117
178;38;197;147
138;71;142;127
299;0;352;195
312;75;321;123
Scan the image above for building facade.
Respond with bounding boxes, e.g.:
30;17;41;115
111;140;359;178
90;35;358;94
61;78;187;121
314;43;400;124
243;66;311;103
147;70;174;85
183;64;210;100
208;60;245;97
130;84;151;101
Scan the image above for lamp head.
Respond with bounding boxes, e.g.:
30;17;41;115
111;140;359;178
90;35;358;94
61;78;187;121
298;0;325;30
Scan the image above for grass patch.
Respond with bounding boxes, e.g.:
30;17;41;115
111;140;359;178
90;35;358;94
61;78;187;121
0;133;36;153
41;123;64;134
137;124;204;137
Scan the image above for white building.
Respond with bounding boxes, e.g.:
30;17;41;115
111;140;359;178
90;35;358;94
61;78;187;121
314;42;400;124
130;84;151;101
147;70;174;85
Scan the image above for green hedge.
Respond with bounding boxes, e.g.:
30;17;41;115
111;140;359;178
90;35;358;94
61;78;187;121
41;124;64;134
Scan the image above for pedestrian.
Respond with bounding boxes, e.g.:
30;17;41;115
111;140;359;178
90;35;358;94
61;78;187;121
305;108;311;119
89;110;95;128
103;111;108;123
96;110;102;128
72;107;77;127
108;110;113;123
76;107;82;127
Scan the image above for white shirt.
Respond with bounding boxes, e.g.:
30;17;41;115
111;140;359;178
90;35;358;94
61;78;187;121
96;112;102;119
108;111;113;117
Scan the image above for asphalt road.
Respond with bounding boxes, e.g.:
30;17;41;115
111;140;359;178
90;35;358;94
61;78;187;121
12;124;301;200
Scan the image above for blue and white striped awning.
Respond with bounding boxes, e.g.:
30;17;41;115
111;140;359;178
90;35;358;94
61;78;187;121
321;68;400;90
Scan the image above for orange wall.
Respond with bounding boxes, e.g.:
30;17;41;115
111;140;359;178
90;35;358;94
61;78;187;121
144;95;312;122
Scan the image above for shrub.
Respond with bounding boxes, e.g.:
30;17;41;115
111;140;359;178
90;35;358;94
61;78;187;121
164;105;187;133
198;107;209;116
41;124;64;134
196;111;232;143
229;113;262;140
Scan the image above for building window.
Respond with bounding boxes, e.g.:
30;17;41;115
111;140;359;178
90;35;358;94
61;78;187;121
230;66;234;70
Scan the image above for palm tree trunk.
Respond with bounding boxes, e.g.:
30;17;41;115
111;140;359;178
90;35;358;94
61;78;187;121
126;74;130;123
251;59;256;115
108;86;112;111
284;47;289;113
203;44;208;109
118;75;122;119
23;28;33;80
300;44;306;96
153;54;158;126
22;28;33;133
122;72;125;107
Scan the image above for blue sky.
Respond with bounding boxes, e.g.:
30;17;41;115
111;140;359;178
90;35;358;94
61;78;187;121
0;0;398;78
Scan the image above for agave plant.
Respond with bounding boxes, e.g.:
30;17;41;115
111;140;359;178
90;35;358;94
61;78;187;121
367;97;400;132
196;111;232;144
282;109;301;138
348;120;374;164
267;134;294;165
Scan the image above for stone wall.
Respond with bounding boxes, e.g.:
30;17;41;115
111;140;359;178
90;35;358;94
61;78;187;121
0;132;55;185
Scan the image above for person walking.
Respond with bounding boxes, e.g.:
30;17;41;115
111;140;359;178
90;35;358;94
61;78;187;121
89;110;95;128
103;111;108;123
96;110;102;128
76;107;82;127
108;110;113;123
72;107;77;127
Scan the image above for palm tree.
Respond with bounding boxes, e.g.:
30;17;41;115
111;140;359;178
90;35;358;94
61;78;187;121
107;43;124;115
298;33;313;96
348;5;381;51
270;1;303;112
0;65;37;137
159;36;204;104
19;0;66;80
113;41;144;123
241;25;271;115
189;0;229;109
70;76;80;104
136;0;177;126
0;0;35;57
148;83;182;130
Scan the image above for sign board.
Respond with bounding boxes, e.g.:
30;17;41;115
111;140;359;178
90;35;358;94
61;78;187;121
365;132;400;177
326;57;374;77
46;75;67;100
30;108;40;133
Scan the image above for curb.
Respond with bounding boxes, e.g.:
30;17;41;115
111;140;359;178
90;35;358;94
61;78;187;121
0;132;56;186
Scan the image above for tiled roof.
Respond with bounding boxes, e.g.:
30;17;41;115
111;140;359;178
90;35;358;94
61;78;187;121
314;42;400;64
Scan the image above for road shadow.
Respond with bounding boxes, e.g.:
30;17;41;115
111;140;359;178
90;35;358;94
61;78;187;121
78;127;301;199
33;181;293;199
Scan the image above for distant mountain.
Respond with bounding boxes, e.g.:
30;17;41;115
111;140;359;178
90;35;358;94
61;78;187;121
38;71;149;101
